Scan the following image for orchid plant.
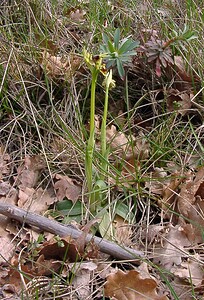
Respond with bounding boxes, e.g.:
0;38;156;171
83;28;139;212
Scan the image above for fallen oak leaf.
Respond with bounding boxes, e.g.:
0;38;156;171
16;155;45;189
178;167;204;217
171;254;203;287
113;215;133;247
152;224;191;271
104;269;169;300
18;187;57;215
182;196;204;243
176;167;204;242
54;174;81;203
160;172;182;216
38;236;81;262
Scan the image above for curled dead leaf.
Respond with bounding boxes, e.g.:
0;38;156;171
104;269;168;300
38;236;81;262
69;262;97;299
41;50;81;79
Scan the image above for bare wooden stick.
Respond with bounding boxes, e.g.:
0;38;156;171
0;203;144;262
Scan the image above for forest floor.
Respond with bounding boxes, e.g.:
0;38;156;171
0;0;204;299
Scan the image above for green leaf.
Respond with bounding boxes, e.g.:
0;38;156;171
56;199;82;216
100;44;109;54
114;28;120;50
183;31;198;41
115;202;135;222
118;39;139;55
93;179;107;203
107;40;116;53
102;32;109;45
98;210;114;240
116;58;125;79
106;60;116;68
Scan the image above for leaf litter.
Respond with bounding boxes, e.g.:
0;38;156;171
1;2;204;299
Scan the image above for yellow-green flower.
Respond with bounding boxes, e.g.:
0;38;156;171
103;69;116;89
83;49;101;70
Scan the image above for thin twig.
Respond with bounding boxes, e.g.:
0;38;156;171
0;203;144;263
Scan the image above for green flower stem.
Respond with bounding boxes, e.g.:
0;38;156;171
85;67;99;210
100;74;111;180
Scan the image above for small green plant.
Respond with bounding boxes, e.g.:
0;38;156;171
100;28;140;79
83;28;139;213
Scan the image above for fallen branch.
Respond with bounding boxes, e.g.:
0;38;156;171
0;203;144;263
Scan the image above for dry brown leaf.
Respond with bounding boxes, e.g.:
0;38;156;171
145;167;168;195
113;215;133;247
137;262;152;279
0;182;18;237
120;156;141;185
0;182;12;196
0;146;11;180
161;173;182;215
104;269;168;300
178;168;204;217
181;196;204;243
35;254;61;276
0;183;18;205
175;167;204;242
41;50;81;79
4;260;35;293
70;9;86;22
0;234;16;264
1;283;18;299
54;174;81;203
171;254;203;287
106;125;129;156
106;126;149;160
18;187;57;214
97;262;116;280
153;225;191;270
77;218;99;257
69;262;97;299
17;156;45;188
106;126;149;187
169;276;197;300
0;214;12;237
174;56;200;84
38;236;81;262
166;89;193;115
